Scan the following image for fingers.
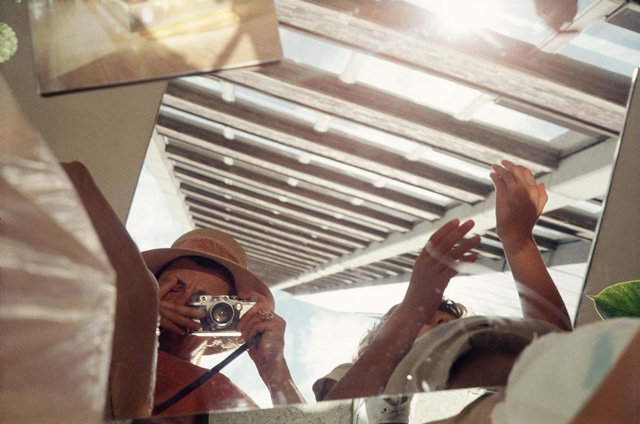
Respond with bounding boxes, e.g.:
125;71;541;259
159;302;205;334
241;313;285;344
489;172;507;193
449;234;481;260
417;220;478;280
158;276;178;299
159;316;186;335
491;163;516;187
434;219;475;255
537;182;548;214
237;291;272;333
427;218;461;247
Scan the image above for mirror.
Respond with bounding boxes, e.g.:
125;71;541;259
26;0;282;96
124;0;640;419
125;1;640;417
5;0;638;422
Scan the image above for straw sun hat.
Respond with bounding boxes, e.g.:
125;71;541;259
142;228;274;309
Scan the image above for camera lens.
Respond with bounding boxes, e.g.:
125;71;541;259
210;303;234;325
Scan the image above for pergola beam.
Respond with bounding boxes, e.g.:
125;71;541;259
157;115;444;220
217;61;558;172
188;204;354;255
192;216;339;261
164;143;412;233
273;138;617;290
275;0;627;134
173;165;387;241
164;80;488;202
182;189;370;249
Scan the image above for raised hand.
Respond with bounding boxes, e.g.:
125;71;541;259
157;276;205;335
490;159;548;246
490;160;571;330
406;219;480;320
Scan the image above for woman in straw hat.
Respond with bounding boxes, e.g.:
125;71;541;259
143;228;305;416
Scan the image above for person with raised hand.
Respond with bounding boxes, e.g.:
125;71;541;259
321;219;481;401
490;160;572;331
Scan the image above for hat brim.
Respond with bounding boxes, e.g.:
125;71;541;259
142;247;275;309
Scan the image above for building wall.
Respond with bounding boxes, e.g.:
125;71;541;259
0;1;166;222
576;70;640;325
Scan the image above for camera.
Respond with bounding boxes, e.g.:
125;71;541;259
187;295;256;337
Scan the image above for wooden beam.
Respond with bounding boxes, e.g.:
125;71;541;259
202;221;327;266
164;143;412;233
247;255;300;274
164;80;487;202
366;263;402;277
544;208;599;233
192;216;339;261
273;137;617;290
172;163;387;241
275;0;627;134
217;61;558;172
156;116;443;220
181;186;371;249
188;204;354;255
241;245;314;271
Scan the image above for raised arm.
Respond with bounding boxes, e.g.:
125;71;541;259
490;160;572;331
324;219;480;401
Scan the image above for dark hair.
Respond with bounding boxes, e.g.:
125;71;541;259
155;255;236;292
356;298;467;358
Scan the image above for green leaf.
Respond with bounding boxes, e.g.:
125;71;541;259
587;280;640;320
0;22;18;63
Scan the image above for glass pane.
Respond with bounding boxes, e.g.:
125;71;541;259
180;76;223;93
419;151;493;182
330;118;419;155
358;56;482;115
471;103;570;141
559;21;640;77
279;27;352;75
405;0;554;45
234;85;323;125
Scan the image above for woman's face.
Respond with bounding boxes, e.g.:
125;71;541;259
158;257;234;307
416;311;456;339
157;257;237;357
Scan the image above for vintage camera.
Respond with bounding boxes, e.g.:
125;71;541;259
187;295;256;337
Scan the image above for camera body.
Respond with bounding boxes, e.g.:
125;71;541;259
187;295;256;337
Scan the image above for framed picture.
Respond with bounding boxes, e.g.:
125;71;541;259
27;0;282;95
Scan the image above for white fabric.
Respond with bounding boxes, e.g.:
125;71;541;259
491;318;640;424
365;395;412;424
0;76;116;423
385;316;558;395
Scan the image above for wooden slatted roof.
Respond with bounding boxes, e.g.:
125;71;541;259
149;0;636;303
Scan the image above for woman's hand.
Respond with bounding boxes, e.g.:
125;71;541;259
236;291;287;375
157;276;205;335
405;218;480;320
237;291;305;405
490;160;548;249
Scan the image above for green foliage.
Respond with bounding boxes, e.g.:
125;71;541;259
0;22;18;63
588;280;640;320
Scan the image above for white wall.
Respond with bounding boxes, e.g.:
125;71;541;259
0;1;166;221
576;69;640;325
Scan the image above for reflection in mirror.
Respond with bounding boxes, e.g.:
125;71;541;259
126;0;639;421
27;0;281;95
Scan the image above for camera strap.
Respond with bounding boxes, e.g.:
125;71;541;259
152;333;263;415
